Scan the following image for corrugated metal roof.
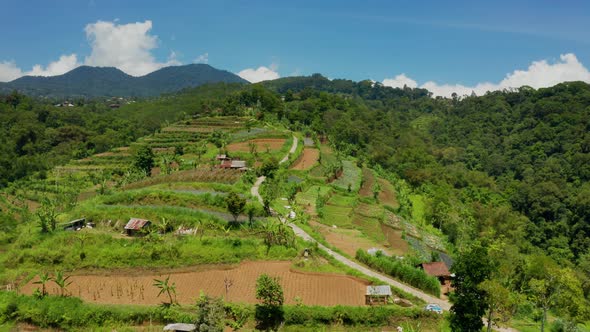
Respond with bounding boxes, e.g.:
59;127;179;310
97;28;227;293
231;160;246;168
421;262;450;277
124;218;150;230
366;285;392;296
163;323;196;331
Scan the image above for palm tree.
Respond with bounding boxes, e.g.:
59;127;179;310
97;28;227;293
33;272;53;297
53;270;73;297
153;275;177;306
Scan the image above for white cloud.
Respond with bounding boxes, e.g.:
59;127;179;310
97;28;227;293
84;20;179;76
27;54;80;77
382;73;418;88
0;61;24;82
194;53;209;64
237;64;280;83
383;53;590;97
0;54;81;81
0;20;180;81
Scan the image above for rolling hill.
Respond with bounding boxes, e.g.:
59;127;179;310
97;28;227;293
0;64;248;97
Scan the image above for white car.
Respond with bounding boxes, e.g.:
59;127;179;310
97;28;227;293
425;303;443;314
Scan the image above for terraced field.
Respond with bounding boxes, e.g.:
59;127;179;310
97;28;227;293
22;261;369;306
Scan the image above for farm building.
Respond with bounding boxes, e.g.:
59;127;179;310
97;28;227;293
124;218;151;236
230;160;247;169
419;261;453;294
216;154;230;161
365;285;392;305
219;159;247;170
61;218;86;231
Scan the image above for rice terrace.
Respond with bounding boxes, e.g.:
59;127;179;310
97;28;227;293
0;111;450;331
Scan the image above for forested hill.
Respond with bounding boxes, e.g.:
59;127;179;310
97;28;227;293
0;64;248;97
262;73;431;100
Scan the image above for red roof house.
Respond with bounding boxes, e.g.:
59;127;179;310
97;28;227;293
420;262;450;278
124;218;151;236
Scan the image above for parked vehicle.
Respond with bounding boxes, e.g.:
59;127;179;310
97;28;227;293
425;303;443;314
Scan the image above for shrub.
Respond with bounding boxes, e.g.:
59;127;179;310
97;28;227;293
356;249;441;297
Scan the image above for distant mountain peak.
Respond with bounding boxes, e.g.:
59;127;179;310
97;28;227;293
0;64;248;97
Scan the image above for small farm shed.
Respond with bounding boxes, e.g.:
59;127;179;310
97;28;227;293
419;262;451;282
219;159;232;168
230;160;247;169
419;261;453;294
163;323;196;331
216;154;230;161
124;218;151;236
61;218;86;231
365;285;392;305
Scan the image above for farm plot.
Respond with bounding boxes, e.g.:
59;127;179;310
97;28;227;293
312;221;393;258
296;185;331;214
332;160;362;193
22;261;368;306
321;205;353;228
380;224;409;256
226;138;287;153
290;148;319;170
359;168;376;197
377;178;399;208
123;168;240;190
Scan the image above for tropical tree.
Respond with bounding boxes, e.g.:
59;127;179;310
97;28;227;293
449;242;492;332
258;219;295;254
259;157;279;178
133;145;155;176
36;197;58;233
479;279;511;332
245;203;260;227
194;292;225;332
256;274;284;306
159;154;174;175
255;274;284;331
33;272;53;297
194;141;208;163
153;275;177;306
225;192;246;222
53;270;73;297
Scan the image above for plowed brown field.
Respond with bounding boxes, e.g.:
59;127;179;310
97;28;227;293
22;261;368;306
291;148;319;170
227;139;286;153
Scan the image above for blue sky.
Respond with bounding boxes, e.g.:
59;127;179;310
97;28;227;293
1;0;589;95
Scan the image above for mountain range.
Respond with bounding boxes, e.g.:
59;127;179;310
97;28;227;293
0;64;248;98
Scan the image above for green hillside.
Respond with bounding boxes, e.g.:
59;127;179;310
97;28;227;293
1;79;590;331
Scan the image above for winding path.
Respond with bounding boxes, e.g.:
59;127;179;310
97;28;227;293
250;134;515;331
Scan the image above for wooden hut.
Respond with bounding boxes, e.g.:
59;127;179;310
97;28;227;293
365;285;392;305
124;218;151;236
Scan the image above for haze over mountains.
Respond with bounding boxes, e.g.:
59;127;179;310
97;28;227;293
0;64;248;98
